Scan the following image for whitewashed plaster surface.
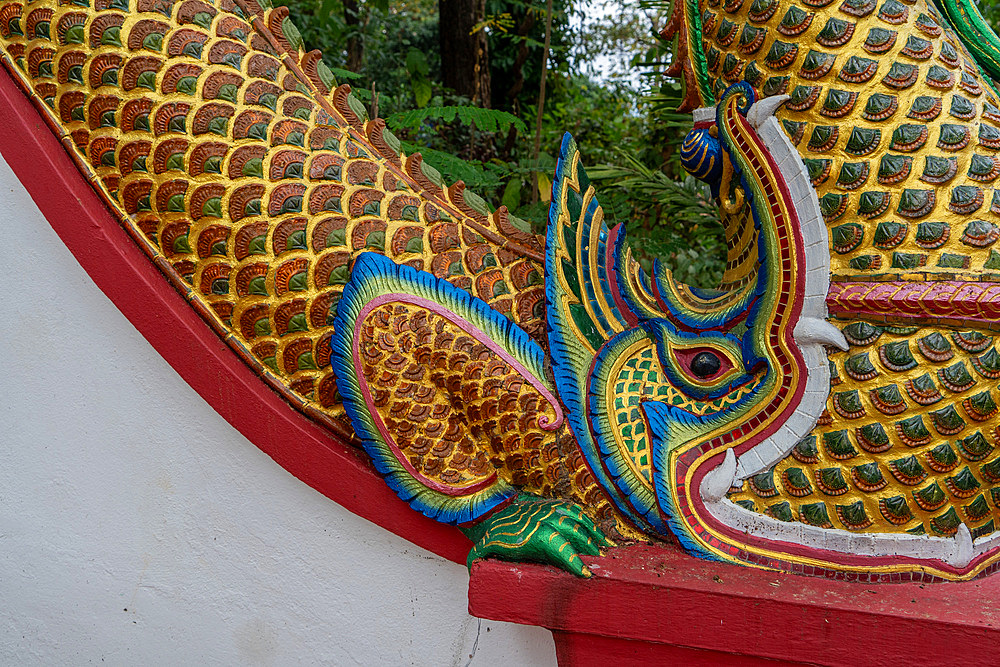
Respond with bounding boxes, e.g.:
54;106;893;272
0;154;557;665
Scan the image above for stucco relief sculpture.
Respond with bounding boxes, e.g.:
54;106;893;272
6;0;1000;583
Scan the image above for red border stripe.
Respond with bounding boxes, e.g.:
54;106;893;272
0;65;470;565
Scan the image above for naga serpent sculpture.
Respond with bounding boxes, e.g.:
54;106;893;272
5;0;1000;582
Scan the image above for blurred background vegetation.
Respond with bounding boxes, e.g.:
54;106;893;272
284;0;725;286
984;1;1000;30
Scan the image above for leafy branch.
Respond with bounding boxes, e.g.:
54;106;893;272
588;150;718;224
385;105;528;134
398;141;508;190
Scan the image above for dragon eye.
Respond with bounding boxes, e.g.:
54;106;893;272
690;351;722;378
671;346;735;385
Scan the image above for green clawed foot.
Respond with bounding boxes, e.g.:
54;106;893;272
461;494;614;577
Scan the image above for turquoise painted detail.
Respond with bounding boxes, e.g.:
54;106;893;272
331;252;538;525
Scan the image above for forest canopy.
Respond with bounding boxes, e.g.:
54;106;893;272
284;0;726;286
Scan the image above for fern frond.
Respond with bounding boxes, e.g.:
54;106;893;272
328;66;363;80
588;150;717;223
398;141;507;190
386;106;527;134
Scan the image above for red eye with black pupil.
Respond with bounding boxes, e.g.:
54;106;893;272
690;351;721;378
674;347;734;382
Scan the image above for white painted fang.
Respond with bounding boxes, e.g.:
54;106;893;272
950;524;974;569
795;317;849;351
717;94;835;480
702;448;737;502
747;94;789;128
698;94;1000;573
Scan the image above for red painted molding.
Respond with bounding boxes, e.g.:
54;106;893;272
828;280;1000;327
0;67;469;566
469;541;1000;666
13;57;1000;663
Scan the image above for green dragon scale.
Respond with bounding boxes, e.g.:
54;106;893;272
4;0;1000;581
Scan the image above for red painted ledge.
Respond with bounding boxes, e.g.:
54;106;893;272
469;540;1000;666
11;55;1000;666
0;63;469;565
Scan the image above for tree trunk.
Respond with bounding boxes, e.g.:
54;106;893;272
344;0;363;72
530;0;553;203
503;12;535;102
439;0;491;107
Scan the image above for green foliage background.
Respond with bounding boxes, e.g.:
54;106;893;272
284;0;726;287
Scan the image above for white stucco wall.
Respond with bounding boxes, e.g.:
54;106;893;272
0;154;557;665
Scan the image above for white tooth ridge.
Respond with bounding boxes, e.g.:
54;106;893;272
703;497;1000;567
794;317;849;351
692;106;717;124
748;95;790;128
729;93;836;480
701;448;737;502
696;93;1000;572
949;524;974;569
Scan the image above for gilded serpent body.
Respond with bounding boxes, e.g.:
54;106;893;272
9;0;1000;580
0;0;623;529
667;0;1000;544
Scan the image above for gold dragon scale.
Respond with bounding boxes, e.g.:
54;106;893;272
6;0;1000;581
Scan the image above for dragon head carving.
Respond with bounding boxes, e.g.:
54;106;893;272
547;82;855;565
